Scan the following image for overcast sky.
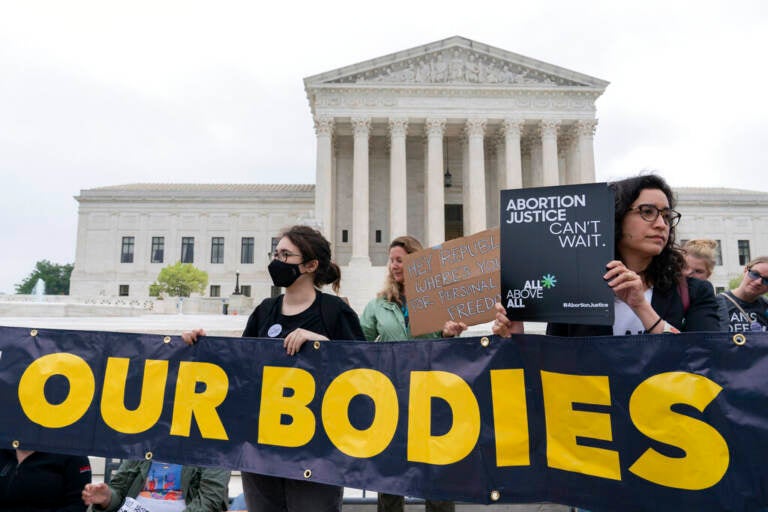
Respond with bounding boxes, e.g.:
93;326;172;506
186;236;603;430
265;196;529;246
1;0;766;294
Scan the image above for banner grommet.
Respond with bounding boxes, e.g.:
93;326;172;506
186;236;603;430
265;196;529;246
163;336;171;344
490;490;500;501
11;440;19;448
30;329;38;337
145;451;153;460
733;333;747;346
313;341;321;350
303;469;312;478
480;337;490;347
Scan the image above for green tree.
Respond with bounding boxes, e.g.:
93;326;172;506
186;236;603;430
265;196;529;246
15;260;74;295
150;262;208;297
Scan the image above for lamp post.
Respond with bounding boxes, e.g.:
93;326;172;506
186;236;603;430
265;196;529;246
233;270;241;295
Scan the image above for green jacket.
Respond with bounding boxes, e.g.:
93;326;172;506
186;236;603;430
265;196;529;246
93;460;230;512
360;297;441;341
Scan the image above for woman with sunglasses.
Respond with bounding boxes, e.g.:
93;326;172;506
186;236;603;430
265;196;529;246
184;225;364;512
494;174;720;338
717;256;768;332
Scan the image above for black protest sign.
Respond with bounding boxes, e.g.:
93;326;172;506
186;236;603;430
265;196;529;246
500;183;614;325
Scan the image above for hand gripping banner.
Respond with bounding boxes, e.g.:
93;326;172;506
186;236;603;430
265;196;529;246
0;326;767;511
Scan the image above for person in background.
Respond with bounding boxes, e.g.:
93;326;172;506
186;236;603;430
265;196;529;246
183;225;364;512
717;256;768;332
681;239;718;283
81;460;229;512
0;448;91;512
495;174;720;337
360;235;467;512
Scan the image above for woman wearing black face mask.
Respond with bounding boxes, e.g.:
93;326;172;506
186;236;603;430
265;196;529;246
183;225;363;512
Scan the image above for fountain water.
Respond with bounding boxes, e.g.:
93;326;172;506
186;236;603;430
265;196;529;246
32;278;46;302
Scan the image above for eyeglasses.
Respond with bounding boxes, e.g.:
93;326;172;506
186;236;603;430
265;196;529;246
273;249;302;262
747;269;768;286
630;204;681;227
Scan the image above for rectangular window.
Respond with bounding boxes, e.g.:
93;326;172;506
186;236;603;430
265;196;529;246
120;237;135;263
181;237;194;263
151;237;164;263
738;240;751;266
118;284;129;297
240;285;252;297
209;285;221;298
714;240;723;266
342;230;349;243
375;230;382;243
211;237;224;264
241;237;255;264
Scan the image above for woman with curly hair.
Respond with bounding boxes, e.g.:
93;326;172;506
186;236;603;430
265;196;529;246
494;174;720;337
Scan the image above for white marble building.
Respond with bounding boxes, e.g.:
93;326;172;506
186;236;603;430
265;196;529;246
68;37;768;311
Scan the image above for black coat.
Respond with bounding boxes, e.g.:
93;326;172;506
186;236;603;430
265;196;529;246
547;277;720;337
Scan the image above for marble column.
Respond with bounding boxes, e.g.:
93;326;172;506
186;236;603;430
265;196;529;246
388;118;408;240
500;118;524;190
563;129;581;184
540;120;561;187
577;119;598;183
425;118;446;247
313;116;334;237
464;118;487;235
351;116;371;264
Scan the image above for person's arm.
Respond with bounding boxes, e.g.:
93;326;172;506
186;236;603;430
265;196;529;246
492;302;525;337
683;278;721;332
55;455;91;512
182;467;231;512
359;299;381;341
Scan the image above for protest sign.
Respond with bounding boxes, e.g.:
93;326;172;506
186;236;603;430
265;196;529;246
2;325;768;510
402;228;500;335
500;183;614;324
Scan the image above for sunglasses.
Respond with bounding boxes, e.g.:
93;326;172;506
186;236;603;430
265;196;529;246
747;269;768;286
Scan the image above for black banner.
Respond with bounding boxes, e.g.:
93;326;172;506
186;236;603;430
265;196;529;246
1;326;767;511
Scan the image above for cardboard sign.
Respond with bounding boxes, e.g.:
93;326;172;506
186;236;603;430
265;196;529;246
403;229;500;336
500;183;615;325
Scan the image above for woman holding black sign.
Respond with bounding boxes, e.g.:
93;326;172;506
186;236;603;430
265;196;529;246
493;174;720;337
360;235;466;512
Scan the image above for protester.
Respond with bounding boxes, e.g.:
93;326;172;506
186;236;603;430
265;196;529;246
360;235;467;512
716;256;768;332
82;460;229;512
0;448;91;512
494;174;720;335
183;224;364;512
681;239;718;282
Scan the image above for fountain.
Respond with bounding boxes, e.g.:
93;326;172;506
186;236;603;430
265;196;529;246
32;278;46;302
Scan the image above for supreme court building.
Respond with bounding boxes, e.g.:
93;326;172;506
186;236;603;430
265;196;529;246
69;37;768;311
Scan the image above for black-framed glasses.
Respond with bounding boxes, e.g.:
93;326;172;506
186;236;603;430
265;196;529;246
273;249;302;262
631;204;681;227
747;269;768;286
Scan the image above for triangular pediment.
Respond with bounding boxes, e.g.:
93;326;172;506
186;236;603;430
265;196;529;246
305;36;608;89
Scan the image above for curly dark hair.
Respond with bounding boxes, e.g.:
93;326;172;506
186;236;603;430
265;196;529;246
608;174;685;292
281;225;341;294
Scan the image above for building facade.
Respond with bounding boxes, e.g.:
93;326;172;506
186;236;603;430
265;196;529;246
68;37;767;312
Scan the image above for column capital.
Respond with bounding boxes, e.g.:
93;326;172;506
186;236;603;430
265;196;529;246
388;117;409;137
313;116;335;136
465;118;486;138
425;117;446;137
500;118;525;137
575;119;598;136
351;116;371;136
539;119;561;138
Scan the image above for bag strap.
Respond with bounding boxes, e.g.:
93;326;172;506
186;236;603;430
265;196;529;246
720;291;768;327
678;277;690;314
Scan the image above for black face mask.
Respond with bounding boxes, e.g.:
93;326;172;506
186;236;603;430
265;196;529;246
268;259;303;288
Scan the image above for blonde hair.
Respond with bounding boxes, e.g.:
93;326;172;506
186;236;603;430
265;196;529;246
682;239;718;276
378;235;423;305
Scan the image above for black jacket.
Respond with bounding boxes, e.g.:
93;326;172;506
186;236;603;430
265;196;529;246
0;450;91;512
547;277;720;337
